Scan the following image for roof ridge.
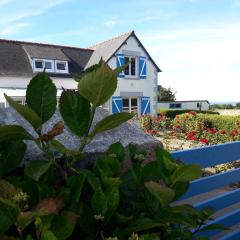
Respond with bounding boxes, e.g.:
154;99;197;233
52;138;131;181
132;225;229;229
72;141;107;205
89;31;134;49
0;38;94;51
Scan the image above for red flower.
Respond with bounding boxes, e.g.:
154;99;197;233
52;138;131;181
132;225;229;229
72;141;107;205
200;138;209;144
175;125;180;129
185;115;189;119
208;128;217;134
189;111;197;116
219;130;226;134
231;130;238;136
186;131;198;141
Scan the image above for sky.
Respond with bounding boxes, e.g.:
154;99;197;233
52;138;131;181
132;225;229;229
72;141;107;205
0;0;240;102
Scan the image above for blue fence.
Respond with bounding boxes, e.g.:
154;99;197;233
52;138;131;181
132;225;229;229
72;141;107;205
171;141;240;240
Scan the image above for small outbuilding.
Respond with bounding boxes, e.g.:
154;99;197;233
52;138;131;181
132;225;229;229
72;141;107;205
158;100;210;111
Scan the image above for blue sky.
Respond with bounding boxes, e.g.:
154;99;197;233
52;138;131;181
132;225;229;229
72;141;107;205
0;0;240;102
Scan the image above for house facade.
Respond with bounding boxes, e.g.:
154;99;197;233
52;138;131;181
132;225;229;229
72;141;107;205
0;31;161;116
158;100;210;111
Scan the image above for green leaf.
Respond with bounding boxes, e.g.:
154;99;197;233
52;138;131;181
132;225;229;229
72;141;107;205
172;182;190;200
89;112;134;139
24;160;52;181
145;181;175;206
171;164;201;185
105;189;120;223
199;223;228;232
0;125;34;143
26;72;57;123
4;94;42;130
155;147;179;184
107;142;125;162
59;90;90;136
91;189;107;215
0;140;26;177
0;197;20;233
77;202;96;235
66;173;86;210
114;212;133;224
17;211;46;230
0;208;13;234
124;217;162;235
51;211;78;240
78;60;118;107
85;170;101;190
41;230;57;240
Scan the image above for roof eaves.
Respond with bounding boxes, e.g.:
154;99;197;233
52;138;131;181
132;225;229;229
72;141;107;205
106;31;162;72
0;38;94;52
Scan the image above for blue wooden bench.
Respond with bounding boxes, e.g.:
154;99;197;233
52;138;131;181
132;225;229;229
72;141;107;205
171;141;240;240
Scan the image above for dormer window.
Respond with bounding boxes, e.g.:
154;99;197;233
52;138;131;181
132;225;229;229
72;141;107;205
33;59;54;73
55;60;68;73
32;59;68;74
35;60;43;69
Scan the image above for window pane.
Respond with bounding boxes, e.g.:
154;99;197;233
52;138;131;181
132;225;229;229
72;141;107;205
131;98;137;106
45;61;52;69
124;57;129;75
35;61;43;69
130;58;136;75
57;62;66;70
122;98;130;112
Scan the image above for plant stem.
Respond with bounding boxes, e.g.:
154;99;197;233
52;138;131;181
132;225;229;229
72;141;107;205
79;106;96;153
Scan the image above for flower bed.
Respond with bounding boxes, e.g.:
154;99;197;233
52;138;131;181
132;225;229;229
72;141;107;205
141;111;240;146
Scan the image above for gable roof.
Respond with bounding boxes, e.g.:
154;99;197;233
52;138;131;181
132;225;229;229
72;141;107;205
85;31;161;72
0;31;161;77
0;39;93;77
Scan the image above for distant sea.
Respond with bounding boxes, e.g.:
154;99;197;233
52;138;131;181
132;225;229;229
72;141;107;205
210;101;237;106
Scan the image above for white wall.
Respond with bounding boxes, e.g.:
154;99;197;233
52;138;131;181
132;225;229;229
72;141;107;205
107;36;158;116
0;76;77;106
158;101;210;111
0;76;77;90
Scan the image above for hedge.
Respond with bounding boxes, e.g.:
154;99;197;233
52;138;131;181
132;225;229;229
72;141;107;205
196;114;240;133
158;109;219;118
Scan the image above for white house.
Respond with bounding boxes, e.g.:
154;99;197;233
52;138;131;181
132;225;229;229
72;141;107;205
0;31;161;116
158;100;210;111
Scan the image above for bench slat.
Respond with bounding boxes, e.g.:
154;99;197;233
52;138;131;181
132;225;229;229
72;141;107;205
196;208;240;238
171;141;240;168
180;168;240;200
193;188;240;211
220;229;240;240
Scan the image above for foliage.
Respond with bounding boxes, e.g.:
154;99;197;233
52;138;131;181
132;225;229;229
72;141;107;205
157;85;176;101
210;103;235;109
158;109;219;119
0;61;224;239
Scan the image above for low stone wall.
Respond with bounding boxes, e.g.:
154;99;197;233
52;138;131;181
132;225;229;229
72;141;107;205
0;107;162;165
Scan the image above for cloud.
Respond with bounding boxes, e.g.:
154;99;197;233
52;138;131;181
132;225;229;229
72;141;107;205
140;22;240;101
0;0;12;6
231;0;240;7
0;23;31;35
104;19;117;28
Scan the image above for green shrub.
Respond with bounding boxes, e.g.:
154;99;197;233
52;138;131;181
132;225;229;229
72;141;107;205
158;109;219;119
0;61;224;239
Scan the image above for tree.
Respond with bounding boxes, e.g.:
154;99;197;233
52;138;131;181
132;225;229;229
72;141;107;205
157;85;176;101
236;102;240;109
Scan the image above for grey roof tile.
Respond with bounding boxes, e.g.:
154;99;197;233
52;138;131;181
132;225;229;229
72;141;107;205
23;44;70;61
85;31;132;69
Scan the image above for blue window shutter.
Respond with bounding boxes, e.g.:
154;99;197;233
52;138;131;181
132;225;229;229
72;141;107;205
139;56;147;79
141;96;150;115
116;53;125;78
112;96;123;113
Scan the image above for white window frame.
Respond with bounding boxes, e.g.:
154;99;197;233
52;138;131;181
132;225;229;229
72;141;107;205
124;56;138;79
33;59;54;73
55;60;69;74
122;97;139;115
